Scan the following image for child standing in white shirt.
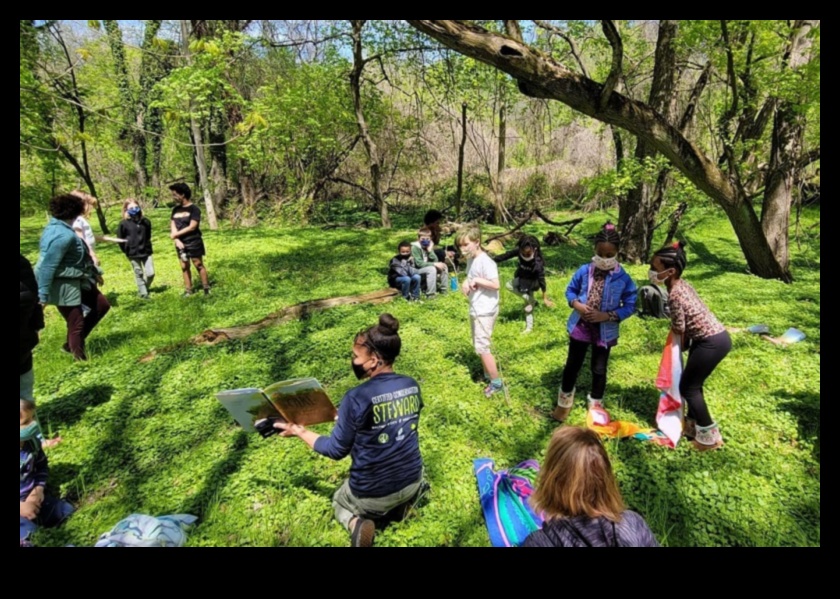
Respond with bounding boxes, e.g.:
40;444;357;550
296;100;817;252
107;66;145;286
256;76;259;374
456;225;504;398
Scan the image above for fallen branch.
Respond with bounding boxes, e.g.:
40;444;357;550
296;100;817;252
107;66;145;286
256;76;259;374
534;210;583;235
485;211;534;244
321;220;373;230
140;288;400;363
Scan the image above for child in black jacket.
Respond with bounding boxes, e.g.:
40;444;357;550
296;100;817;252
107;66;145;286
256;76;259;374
493;235;555;333
117;200;155;299
388;242;422;302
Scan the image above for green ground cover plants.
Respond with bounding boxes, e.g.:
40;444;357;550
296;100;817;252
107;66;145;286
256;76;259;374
20;205;820;547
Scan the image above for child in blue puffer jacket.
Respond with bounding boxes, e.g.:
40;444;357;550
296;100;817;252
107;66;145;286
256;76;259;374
553;223;637;422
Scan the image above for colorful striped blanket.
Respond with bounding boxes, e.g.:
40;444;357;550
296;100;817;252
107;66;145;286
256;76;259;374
474;458;544;547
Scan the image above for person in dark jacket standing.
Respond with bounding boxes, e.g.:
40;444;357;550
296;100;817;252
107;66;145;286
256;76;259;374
20;254;44;402
169;183;210;297
524;427;659;548
493;235;555;334
117;199;155;299
275;314;426;548
387;241;422;302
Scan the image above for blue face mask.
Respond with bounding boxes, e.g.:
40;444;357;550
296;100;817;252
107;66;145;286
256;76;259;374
420;239;431;249
128;207;142;218
20;421;42;444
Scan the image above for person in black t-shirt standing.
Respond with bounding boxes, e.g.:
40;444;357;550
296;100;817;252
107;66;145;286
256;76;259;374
169;183;210;296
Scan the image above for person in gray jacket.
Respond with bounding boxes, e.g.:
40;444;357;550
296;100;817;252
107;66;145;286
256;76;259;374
524;427;658;548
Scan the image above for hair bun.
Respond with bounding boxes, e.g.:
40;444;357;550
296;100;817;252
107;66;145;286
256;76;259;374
604;223;615;231
378;313;400;335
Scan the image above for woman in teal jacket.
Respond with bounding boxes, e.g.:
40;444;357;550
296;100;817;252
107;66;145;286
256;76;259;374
36;194;110;361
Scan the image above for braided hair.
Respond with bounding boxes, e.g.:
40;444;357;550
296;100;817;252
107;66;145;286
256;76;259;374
594;222;621;248
355;314;402;365
518;234;542;256
653;241;688;275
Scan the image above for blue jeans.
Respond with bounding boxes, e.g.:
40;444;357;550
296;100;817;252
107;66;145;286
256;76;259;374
395;275;421;300
20;496;75;541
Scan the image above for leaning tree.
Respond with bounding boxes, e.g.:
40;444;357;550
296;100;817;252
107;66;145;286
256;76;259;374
406;20;819;282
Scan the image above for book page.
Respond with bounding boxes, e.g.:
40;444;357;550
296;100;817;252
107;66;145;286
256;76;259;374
216;388;284;433
263;378;337;426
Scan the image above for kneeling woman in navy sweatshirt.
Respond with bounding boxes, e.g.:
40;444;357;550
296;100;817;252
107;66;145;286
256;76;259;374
276;314;425;547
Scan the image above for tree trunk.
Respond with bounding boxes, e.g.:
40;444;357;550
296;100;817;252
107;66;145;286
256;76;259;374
760;20;819;279
181;20;219;230
137;20;164;200
53;24;110;234
724;199;792;283
209;109;228;212
619;20;679;264
349;20;390;228
456;102;468;221
495;102;507;224
405;20;793;281
239;163;259;226
103;20;148;193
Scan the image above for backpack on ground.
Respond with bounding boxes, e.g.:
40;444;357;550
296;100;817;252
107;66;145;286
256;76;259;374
637;284;670;319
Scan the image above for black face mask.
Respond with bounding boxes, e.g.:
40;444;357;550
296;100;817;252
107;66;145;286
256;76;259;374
352;359;370;380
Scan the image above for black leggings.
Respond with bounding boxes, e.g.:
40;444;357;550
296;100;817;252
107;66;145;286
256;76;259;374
681;331;732;427
561;339;612;400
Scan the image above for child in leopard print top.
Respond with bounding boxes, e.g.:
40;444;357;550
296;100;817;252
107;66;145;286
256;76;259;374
650;241;731;451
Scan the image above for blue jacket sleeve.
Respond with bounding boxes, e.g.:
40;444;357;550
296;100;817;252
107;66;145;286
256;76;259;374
36;232;74;303
615;273;638;321
313;393;357;460
565;266;586;307
33;448;49;489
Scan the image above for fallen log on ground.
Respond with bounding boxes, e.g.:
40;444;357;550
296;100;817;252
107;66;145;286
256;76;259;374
140;288;400;363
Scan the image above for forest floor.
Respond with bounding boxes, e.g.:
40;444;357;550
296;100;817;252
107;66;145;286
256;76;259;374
20;204;820;547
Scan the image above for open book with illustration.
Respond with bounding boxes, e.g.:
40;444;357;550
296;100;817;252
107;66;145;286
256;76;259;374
216;378;337;438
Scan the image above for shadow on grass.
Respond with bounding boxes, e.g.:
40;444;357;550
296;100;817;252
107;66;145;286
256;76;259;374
774;389;820;464
681;238;750;280
39;384;114;430
87;330;136;356
180;431;251;521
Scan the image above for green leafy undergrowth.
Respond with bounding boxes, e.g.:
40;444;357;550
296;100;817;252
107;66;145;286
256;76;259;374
21;206;820;546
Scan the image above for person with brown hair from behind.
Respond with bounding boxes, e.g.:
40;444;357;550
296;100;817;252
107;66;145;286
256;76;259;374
524;426;659;547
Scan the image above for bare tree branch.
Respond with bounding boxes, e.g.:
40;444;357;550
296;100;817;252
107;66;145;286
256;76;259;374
533;20;589;77
720;20;740;130
797;147;820;170
504;20;523;42
600;20;623;111
678;61;712;133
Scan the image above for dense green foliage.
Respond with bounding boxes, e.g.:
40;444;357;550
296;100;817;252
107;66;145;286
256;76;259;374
21;205;820;547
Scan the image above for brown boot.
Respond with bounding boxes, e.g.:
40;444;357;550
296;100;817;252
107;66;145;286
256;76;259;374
350;518;376;548
552;388;575;422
